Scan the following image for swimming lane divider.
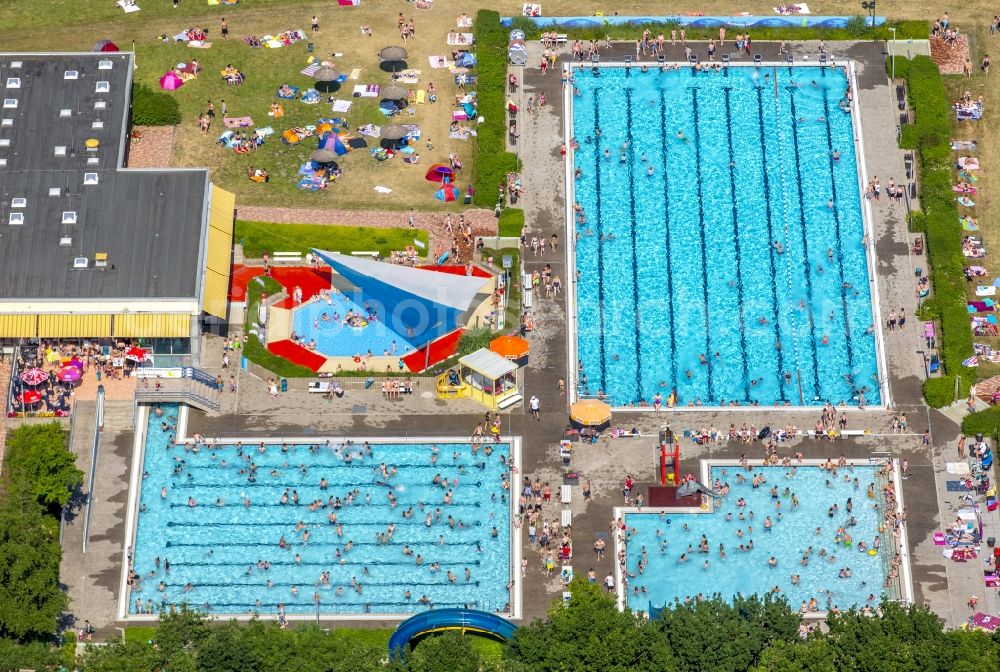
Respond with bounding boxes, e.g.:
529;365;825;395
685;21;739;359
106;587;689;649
786;94;821;400
754;87;787;403
624;89;644;402
658;90;678;387
592;93;609;392
820;92;855;375
690;89;714;402
723;87;751;403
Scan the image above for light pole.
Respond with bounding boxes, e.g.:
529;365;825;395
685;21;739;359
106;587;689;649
861;1;877;38
888;26;897;80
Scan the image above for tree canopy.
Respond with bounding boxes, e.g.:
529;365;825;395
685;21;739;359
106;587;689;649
5;422;81;510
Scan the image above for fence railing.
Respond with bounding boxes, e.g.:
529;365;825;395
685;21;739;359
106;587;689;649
82;385;104;553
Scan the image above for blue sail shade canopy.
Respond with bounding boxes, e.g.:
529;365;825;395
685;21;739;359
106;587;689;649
311;249;491;349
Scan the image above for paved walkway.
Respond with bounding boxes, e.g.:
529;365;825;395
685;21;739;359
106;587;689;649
235;206;499;259
125;126;175;168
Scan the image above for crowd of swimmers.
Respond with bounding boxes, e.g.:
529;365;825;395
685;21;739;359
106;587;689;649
127;411;516;617
617;452;904;615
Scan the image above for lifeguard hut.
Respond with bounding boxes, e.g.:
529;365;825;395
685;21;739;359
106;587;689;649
436;348;522;409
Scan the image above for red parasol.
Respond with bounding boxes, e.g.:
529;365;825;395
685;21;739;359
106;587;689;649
124;346;147;363
19;368;48;386
57;366;82;383
18;389;42;404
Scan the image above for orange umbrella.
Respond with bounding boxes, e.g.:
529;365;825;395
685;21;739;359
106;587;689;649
570;399;612;430
490;335;529;361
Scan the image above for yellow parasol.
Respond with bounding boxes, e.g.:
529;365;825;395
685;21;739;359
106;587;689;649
570;399;612;430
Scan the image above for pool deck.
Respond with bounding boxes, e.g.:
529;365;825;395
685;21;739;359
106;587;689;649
56;39;996;636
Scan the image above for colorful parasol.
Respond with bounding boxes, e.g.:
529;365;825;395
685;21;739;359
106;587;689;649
124;346;147;363
19;368;48;386
18;389;42;404
57;366;82;383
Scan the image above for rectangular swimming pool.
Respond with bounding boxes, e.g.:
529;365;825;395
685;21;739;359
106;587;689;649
618;462;907;613
123;405;517;619
568;64;883;408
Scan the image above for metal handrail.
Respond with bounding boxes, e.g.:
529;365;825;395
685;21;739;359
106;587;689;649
134;385;220;412
82;385;104;553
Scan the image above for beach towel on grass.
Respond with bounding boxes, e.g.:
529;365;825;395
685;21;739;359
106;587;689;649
447;33;474;46
331;100;352;113
117;0;141;12
301;63;321;77
256;126;275;136
429;56;450;69
224;116;254;128
352;84;380;97
350;68;362;80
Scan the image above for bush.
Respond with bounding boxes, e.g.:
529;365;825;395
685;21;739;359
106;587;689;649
894;56;973;407
130;83;181;126
844;16;868;39
961;406;1000;441
473;10;521;212
457;328;499;357
242;277;315;379
498;208;525;237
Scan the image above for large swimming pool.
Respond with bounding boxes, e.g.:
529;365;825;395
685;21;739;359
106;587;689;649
570;65;880;407
128;406;514;617
623;464;889;612
291;294;417;358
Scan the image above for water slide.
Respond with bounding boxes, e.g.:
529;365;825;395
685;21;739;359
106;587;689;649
676;479;721;499
388;608;517;654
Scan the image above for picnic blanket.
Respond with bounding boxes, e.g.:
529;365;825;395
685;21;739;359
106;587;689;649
447;33;474;46
358;124;381;137
117;0;141;12
263;29;306;48
968;300;995;313
331;99;353;113
976;285;997;297
952;139;978;151
224;116;254;128
353;84;380;97
958;156;980;170
449;128;477;140
429;56;450;69
946;480;968;492
257;126;275;136
350;68;362;80
276;85;299;99
946;462;972;475
393;69;421;84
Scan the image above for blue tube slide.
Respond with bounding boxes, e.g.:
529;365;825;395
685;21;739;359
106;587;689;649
388;608;517;655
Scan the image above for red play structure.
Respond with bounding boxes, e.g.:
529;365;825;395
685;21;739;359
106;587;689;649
659;427;680;486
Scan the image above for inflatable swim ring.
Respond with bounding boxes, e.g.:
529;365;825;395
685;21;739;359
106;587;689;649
353;355;362;363
868;549;877;556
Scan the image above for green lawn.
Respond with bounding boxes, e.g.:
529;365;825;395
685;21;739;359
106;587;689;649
235;221;429;258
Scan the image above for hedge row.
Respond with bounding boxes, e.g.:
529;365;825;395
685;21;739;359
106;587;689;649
473;10;521;210
506;16;929;42
889;56;974;407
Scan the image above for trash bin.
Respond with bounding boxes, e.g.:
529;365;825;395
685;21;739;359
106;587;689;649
280;377;288;393
988;536;996;548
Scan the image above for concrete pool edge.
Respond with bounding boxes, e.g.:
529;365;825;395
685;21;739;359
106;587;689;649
118;403;523;623
611;456;914;617
563;59;890;411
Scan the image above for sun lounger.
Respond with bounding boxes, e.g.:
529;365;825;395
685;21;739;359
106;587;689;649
308;382;331;394
224;116;254;128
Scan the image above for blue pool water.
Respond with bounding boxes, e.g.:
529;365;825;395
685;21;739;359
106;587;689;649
292;295;417;358
572;66;880;407
625;464;887;612
130;406;512;616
